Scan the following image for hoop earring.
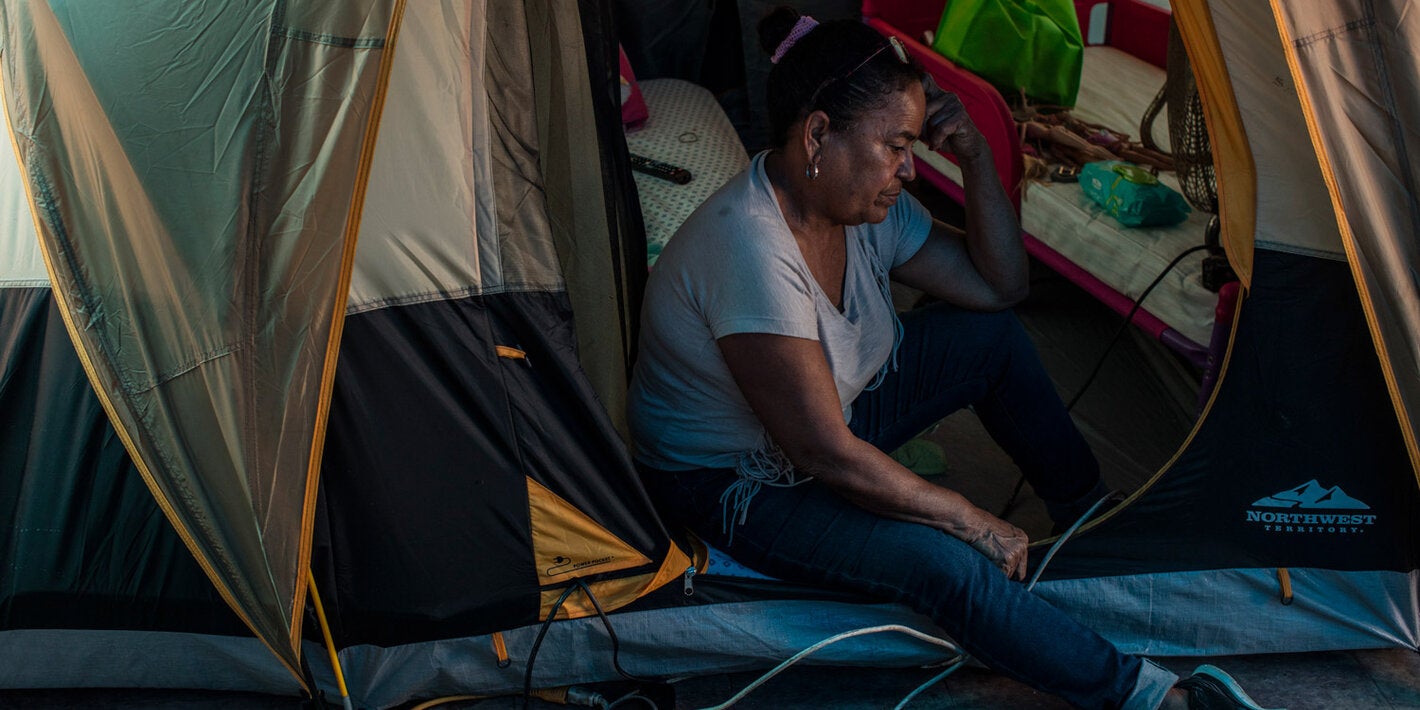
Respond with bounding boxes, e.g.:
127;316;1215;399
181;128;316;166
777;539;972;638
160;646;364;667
805;162;820;180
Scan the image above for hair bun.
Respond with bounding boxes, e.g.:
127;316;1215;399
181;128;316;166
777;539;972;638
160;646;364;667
757;6;803;57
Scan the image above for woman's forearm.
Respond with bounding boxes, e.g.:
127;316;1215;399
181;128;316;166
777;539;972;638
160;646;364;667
795;436;1030;578
957;148;1028;302
799;436;993;539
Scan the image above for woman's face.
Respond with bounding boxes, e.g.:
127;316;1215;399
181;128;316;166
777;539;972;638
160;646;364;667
818;82;925;226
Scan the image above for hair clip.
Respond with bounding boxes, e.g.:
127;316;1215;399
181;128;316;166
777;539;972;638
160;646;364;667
888;36;908;64
771;16;819;64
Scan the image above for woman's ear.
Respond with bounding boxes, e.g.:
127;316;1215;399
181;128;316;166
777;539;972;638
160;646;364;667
802;109;831;161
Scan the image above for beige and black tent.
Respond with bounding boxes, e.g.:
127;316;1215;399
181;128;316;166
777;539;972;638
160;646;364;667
1;0;691;703
0;0;1417;707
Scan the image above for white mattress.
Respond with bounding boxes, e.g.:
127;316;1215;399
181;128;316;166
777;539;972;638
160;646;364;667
915;46;1217;347
625;79;749;266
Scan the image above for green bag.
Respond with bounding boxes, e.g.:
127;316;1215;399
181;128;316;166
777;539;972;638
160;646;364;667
931;0;1084;107
1080;162;1191;228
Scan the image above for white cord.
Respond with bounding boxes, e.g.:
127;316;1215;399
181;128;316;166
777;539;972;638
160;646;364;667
1027;493;1115;592
693;625;962;710
894;491;1116;709
893;656;970;710
605;691;659;709
893;491;1118;706
700;492;1117;709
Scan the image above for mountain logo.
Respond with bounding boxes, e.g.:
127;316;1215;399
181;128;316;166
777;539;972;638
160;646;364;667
1251;479;1370;509
1244;479;1376;535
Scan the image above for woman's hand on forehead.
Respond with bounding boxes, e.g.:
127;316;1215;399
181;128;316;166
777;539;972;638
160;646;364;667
919;74;987;161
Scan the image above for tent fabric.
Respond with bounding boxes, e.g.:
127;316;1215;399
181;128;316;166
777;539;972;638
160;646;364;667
315;291;685;648
337;599;957;709
1173;0;1345;286
1040;249;1419;578
1036;568;1420;656
1269;0;1420;478
0;0;402;672
1;0;680;677
346;0;643;437
0;600;953;708
1199;0;1342;260
0;630;323;696
350;1;564;311
0;103;40;287
310;0;683;648
0;288;247;639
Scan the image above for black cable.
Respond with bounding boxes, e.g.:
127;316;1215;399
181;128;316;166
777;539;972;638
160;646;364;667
524;584;582;710
522;579;658;710
1064;244;1210;411
996;244;1210;519
573;578;656;684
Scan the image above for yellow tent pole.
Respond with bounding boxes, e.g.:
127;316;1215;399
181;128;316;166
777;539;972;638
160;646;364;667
1171;0;1258;288
308;570;353;710
291;0;409;656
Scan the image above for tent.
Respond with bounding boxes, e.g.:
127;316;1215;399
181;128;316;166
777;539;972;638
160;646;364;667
0;0;689;701
1009;0;1420;656
0;0;1416;707
863;0;1419;654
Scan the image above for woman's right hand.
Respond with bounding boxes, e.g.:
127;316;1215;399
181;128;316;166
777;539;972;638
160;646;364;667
920;74;988;162
964;511;1030;580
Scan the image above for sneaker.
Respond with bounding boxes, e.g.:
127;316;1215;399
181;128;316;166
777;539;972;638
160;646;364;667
1175;664;1280;710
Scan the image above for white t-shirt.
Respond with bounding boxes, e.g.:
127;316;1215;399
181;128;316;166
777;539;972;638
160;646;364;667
628;151;931;471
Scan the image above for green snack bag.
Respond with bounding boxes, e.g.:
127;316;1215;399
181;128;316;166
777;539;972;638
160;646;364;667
931;0;1084;107
1080;161;1192;228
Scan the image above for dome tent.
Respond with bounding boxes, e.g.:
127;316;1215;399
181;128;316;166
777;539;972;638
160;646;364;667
863;0;1420;656
1023;0;1420;653
0;0;688;702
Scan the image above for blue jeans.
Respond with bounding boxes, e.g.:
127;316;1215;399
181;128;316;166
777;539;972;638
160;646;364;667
640;305;1155;709
847;303;1103;515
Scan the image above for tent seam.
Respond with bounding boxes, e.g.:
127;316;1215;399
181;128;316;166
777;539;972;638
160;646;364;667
1290;17;1374;48
270;25;386;49
345;282;568;315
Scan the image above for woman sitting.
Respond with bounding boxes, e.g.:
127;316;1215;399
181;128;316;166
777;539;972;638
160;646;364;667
627;8;1269;710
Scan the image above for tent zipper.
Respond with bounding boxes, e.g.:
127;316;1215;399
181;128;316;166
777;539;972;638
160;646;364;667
683;565;696;596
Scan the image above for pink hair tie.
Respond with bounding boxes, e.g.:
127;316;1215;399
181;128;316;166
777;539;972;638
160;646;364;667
770;16;819;64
